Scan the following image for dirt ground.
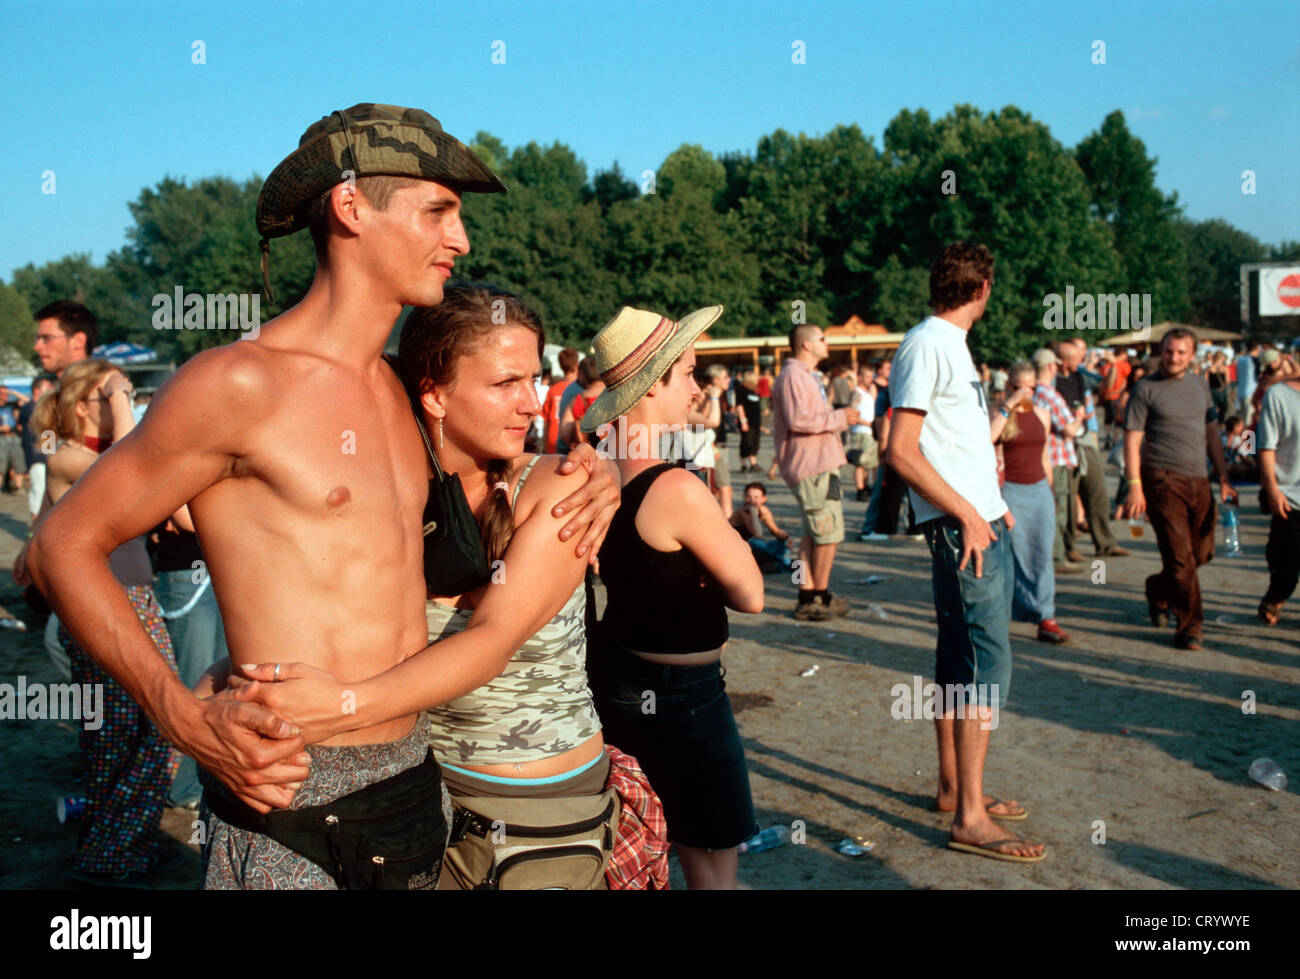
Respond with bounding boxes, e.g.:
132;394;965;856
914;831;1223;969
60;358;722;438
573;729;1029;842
1;444;1295;891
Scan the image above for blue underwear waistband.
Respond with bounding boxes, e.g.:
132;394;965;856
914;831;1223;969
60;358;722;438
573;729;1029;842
440;751;604;786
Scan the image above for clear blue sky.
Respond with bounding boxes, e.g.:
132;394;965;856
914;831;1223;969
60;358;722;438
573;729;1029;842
1;0;1296;279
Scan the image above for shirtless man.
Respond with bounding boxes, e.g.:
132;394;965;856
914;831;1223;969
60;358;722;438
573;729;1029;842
22;104;618;887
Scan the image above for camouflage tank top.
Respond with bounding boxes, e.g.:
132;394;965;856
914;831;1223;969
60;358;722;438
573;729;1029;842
424;456;602;764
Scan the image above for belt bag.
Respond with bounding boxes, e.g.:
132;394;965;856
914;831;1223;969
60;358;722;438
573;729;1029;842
205;749;448;890
445;788;620;890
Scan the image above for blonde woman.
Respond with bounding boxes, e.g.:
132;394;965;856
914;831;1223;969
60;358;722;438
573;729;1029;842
28;360;178;887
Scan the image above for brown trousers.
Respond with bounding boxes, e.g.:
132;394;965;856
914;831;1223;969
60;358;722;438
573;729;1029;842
1143;467;1216;641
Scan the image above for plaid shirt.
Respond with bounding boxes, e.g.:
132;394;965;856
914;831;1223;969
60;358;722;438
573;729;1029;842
1034;383;1078;469
604;744;670;890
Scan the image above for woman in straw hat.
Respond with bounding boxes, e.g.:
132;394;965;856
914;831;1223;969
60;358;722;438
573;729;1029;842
29;360;180;887
581;305;765;890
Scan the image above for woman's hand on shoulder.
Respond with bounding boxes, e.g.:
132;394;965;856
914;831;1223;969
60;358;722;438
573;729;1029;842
553;443;620;561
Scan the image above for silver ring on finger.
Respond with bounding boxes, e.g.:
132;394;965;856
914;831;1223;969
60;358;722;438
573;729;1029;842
273;662;281;681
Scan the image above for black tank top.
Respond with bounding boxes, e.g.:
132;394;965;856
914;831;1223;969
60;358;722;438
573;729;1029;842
599;463;729;654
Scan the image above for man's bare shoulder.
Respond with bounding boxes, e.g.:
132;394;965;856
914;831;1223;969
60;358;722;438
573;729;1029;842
159;341;283;409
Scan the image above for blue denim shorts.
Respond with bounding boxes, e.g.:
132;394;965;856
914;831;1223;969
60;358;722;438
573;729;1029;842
594;643;757;850
922;516;1014;708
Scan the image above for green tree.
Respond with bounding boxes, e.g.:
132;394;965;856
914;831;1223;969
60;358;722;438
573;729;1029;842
870;256;930;334
460;138;615;343
867;105;1123;361
11;254;135;351
1176;218;1264;331
1075;111;1190;321
118;176;315;360
731;130;837;328
0;280;34;368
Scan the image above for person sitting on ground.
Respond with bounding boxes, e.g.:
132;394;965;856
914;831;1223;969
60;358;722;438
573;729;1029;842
1222;416;1258;481
729;481;796;572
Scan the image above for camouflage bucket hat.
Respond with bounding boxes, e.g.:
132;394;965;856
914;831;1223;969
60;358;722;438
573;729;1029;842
257;103;507;240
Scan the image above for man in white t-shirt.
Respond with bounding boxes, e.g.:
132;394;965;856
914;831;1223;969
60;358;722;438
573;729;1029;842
888;242;1045;864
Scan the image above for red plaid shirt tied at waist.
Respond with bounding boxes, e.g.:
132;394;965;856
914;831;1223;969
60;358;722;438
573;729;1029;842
603;744;670;890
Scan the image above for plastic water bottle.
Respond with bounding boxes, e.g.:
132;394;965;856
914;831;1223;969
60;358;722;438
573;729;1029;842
1223;505;1241;556
738;825;789;854
1248;758;1287;791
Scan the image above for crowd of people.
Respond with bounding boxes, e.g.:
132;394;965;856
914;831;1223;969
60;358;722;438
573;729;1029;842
7;102;1299;887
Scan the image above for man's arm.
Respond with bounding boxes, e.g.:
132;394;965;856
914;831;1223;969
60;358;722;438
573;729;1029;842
887;407;994;576
551;442;620;560
785;371;855;434
1121;428;1146;517
1039;388;1082;438
1205;421;1236;502
687;389;722;428
758;504;789;541
25;347;307;812
1259;450;1291;517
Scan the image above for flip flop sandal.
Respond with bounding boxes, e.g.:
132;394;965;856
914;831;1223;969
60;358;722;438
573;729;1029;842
1258;599;1282;626
947;838;1047;863
985;799;1028;820
932;799;1028;820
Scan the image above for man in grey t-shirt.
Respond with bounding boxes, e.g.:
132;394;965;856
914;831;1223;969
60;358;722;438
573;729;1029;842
1122;329;1235;650
1257;376;1300;625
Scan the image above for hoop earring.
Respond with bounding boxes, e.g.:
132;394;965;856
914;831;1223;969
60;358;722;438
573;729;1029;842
438;417;444;450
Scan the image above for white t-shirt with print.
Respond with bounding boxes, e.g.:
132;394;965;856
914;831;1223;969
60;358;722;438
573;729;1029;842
889;315;1008;525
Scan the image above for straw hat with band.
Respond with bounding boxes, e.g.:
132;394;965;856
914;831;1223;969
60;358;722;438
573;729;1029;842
579;305;724;435
255;103;506;301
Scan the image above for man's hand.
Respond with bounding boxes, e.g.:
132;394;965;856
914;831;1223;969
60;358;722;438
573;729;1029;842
167;697;310;813
843;408;862;427
555;442;621;560
1219;477;1237;504
1122;482;1147;519
957;508;997;578
230;661;354;747
1264;484;1292;518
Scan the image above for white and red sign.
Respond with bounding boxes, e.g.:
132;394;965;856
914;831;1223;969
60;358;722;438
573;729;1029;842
1259;266;1300;316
